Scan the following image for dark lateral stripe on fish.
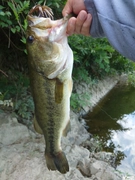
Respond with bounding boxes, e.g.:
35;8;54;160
44;82;59;154
55;78;64;104
46;112;55;153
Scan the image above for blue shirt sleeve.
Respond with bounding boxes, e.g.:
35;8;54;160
84;0;135;61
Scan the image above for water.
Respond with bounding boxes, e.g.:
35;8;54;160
85;84;135;176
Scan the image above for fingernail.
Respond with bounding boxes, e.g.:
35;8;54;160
80;14;86;21
87;13;92;20
79;11;87;21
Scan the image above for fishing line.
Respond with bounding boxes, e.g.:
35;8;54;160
92;102;117;121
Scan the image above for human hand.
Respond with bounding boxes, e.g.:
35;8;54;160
62;0;92;36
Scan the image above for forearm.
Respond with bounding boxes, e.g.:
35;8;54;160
84;0;135;61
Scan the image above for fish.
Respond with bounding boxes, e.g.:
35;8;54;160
26;5;73;174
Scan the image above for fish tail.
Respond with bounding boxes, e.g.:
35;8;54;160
45;151;69;174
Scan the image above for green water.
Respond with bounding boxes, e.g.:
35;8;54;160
86;84;135;176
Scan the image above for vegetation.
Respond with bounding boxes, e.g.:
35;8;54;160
127;71;135;87
0;71;34;126
69;35;135;79
69;35;135;110
0;0;135;119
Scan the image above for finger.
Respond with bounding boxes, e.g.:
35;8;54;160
67;17;76;36
75;10;87;34
81;13;92;36
62;1;72;16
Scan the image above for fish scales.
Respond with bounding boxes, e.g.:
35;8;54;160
29;70;69;152
26;5;73;174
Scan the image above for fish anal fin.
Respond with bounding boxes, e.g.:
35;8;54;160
63;120;71;137
33;115;43;134
55;78;63;104
45;151;69;174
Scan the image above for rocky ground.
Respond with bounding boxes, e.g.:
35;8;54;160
0;111;132;180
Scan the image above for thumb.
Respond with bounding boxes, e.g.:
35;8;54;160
62;2;73;16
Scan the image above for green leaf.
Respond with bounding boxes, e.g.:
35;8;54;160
16;25;20;32
11;27;16;33
7;2;19;20
5;11;11;17
23;19;28;30
0;5;5;10
21;37;26;44
0;11;5;16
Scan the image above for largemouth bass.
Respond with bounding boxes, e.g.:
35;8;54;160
26;5;73;174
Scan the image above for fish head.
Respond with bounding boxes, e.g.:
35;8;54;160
26;15;69;55
26;5;73;79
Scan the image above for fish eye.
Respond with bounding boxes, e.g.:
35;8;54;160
27;36;34;43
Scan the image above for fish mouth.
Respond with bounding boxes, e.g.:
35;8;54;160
27;15;64;29
27;5;71;42
27;5;69;30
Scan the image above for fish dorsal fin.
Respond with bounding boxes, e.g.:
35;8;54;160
55;78;63;104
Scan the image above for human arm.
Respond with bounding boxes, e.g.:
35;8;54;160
84;0;135;61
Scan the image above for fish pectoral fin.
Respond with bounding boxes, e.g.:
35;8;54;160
45;151;69;174
33;115;43;134
55;78;63;104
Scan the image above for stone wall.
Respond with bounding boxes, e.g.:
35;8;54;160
74;75;127;112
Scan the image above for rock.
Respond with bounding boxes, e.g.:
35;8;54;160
90;160;102;175
90;161;121;180
0;112;91;180
0;113;10;125
93;152;116;167
0;113;30;145
0;112;129;180
77;159;91;177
